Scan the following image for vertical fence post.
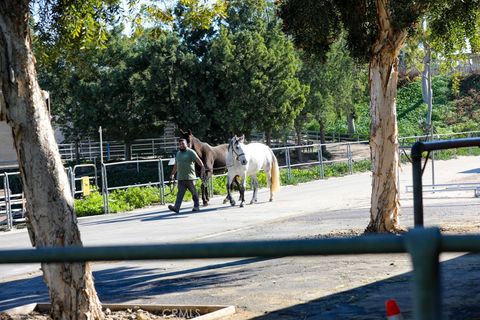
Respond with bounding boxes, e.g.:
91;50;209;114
412;142;424;227
88;139;92;161
3;173;11;230
209;175;214;199
158;159;165;205
431;141;435;190
69;167;75;198
286;147;292;180
102;164;110;214
318;144;324;179
405;228;442;320
5;173;12;230
347;143;353;175
1;174;7;230
397;147;401;200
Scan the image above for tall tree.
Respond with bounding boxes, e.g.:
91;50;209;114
0;1;123;318
279;0;480;233
204;0;308;144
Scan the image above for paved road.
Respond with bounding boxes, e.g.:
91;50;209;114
1;156;480;319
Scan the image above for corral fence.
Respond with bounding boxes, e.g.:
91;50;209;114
0;172;25;230
2;131;480;230
401;131;480;196
58;137;179;163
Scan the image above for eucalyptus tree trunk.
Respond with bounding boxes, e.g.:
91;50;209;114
0;1;104;319
365;0;407;233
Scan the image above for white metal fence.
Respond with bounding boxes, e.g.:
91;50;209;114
2;131;480;231
58;137;179;162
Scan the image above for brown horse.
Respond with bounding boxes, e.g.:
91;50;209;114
180;129;239;206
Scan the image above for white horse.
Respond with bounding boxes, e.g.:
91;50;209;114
225;135;280;207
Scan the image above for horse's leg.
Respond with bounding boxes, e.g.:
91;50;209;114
237;176;242;202
250;175;258;204
201;182;208;206
226;174;236;206
239;174;247;208
223;177;230;204
201;171;211;206
223;174;232;204
206;172;212;203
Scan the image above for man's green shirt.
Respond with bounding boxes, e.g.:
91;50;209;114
175;149;198;180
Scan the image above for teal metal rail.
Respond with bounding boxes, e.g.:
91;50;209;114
1;228;480;319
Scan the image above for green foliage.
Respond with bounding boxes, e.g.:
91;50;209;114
75;186;162;216
279;0;480;64
75;191;104;217
446;74;480;132
203;0;309;142
124;186;161;208
395;75;461;136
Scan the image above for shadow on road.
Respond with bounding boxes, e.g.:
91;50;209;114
1;254;480;319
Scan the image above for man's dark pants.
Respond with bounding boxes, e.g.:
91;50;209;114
174;180;200;210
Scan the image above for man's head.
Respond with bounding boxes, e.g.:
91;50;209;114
179;139;188;151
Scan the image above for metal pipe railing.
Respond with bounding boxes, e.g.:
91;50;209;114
411;137;480;227
0;228;479;319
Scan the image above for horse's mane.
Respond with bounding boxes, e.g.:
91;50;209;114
183;132;228;169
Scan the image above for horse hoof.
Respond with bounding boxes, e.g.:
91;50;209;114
223;199;228;204
249;201;254;205
230;201;236;206
240;203;244;208
203;202;209;207
269;198;273;202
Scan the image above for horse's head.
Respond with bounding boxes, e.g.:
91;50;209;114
228;135;247;166
179;129;193;148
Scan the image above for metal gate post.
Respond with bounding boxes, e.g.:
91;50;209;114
347;144;353;175
158;159;165;205
318;144;324;179
3;173;12;230
412;142;425;227
286;147;292;180
69;167;75;198
405;228;442;320
101;164;110;214
6;173;12;230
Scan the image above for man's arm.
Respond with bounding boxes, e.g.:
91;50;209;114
192;151;206;178
170;163;177;180
195;155;205;168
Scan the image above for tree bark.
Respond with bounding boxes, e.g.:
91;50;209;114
265;129;272;147
0;1;104;319
365;0;407;233
347;112;356;136
319;121;327;154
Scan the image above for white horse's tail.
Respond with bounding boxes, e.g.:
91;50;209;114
270;149;280;193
